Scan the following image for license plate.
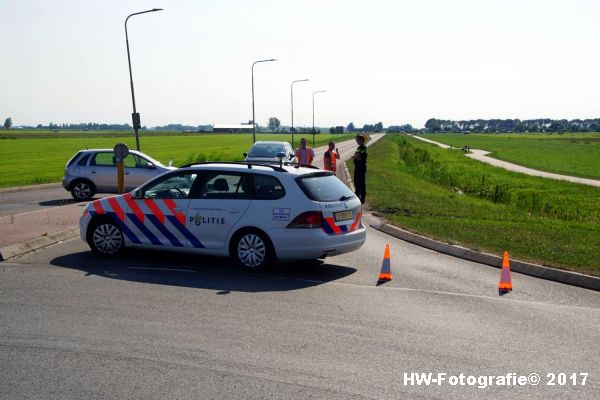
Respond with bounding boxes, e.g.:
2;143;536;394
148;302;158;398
334;210;354;222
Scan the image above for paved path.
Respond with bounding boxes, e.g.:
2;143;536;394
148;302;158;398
410;135;600;187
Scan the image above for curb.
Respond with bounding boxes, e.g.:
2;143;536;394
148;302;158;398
340;141;599;292
0;227;79;262
371;223;600;292
0;182;62;194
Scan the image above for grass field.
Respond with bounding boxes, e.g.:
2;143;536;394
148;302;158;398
421;133;600;180
0;130;353;188
355;134;600;276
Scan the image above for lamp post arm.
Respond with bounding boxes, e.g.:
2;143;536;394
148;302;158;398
250;59;277;143
124;8;163;151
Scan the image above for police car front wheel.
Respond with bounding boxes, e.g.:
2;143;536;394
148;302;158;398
233;230;273;272
88;220;124;256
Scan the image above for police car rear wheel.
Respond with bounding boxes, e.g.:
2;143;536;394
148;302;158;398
89;220;124;256
234;231;272;272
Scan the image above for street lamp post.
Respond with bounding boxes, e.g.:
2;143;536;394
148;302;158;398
251;58;277;143
125;8;163;151
290;78;309;149
312;90;327;146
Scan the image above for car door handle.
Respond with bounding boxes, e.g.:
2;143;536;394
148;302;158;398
124;172;130;175
174;208;186;212
91;170;97;173
228;208;242;214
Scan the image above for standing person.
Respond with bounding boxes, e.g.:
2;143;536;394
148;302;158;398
323;141;340;173
295;137;315;166
352;133;368;204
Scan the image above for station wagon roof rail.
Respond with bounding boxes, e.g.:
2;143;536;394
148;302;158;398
178;161;288;172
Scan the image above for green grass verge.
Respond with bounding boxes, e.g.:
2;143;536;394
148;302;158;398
354;134;600;276
421;132;600;180
0;131;353;188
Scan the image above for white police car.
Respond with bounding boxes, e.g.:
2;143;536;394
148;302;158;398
80;162;366;271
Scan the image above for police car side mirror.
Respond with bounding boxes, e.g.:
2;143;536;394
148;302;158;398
132;189;142;199
243;152;248;157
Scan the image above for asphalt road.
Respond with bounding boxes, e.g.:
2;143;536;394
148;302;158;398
0;183;74;217
1;213;598;399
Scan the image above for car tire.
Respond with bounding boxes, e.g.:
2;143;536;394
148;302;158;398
71;180;96;201
231;229;274;272
87;219;124;257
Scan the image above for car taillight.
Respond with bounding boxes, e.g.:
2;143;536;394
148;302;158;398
287;211;323;228
82;209;89;218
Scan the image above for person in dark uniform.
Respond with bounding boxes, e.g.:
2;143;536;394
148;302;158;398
352;134;368;204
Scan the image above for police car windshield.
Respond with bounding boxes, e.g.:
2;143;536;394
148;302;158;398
296;174;356;202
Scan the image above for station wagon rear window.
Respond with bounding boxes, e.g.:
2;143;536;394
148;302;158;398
296;173;356;202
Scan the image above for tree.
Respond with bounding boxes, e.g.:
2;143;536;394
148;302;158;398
268;117;281;132
424;118;441;132
374;122;383;132
4;117;12;130
347;122;355;132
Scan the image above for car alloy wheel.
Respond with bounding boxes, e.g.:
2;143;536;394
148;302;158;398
91;222;123;256
72;181;93;201
236;232;268;270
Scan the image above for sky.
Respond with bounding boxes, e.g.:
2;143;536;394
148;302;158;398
1;0;599;129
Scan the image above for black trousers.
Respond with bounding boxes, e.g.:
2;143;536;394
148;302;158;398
354;168;366;204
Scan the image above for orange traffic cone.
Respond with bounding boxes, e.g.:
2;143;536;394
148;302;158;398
377;244;392;284
498;251;512;293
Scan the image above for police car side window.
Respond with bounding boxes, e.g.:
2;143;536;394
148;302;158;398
142;172;197;199
196;172;251;199
252;174;285;200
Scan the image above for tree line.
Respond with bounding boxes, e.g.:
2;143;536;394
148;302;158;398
5;117;599;134
423;118;600;133
346;122;385;132
34;122;141;131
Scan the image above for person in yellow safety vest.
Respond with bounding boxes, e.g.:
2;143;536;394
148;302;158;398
323;141;340;173
295;137;315;165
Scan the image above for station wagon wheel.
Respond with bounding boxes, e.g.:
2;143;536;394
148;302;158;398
88;220;124;256
71;181;95;201
234;230;273;272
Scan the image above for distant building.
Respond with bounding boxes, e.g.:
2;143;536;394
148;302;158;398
212;124;253;133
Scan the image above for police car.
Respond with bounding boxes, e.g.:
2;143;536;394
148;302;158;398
80;162;366;271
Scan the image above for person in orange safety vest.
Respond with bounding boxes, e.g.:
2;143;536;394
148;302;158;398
295;137;315;165
323;141;340;173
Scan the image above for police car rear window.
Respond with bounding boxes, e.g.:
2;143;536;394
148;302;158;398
296;173;356;202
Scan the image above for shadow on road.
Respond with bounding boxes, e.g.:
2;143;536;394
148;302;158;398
39;194;108;207
38;198;78;207
50;248;356;293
